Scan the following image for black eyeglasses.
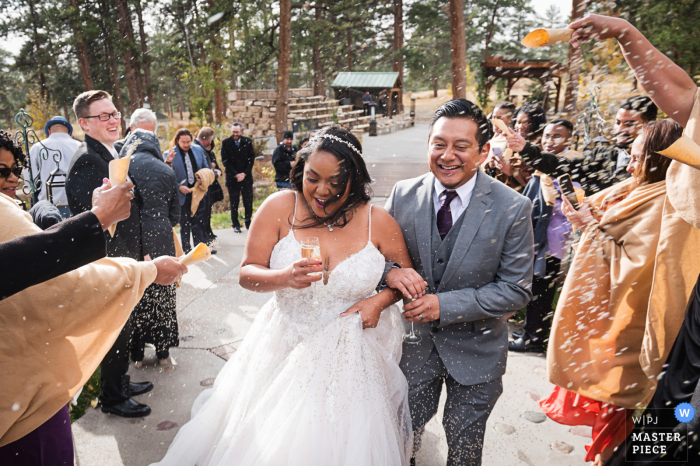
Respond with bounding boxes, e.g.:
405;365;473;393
0;166;22;178
84;112;122;121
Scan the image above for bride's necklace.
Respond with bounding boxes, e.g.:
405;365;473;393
304;197;342;231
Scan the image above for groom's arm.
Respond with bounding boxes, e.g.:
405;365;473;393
436;199;534;328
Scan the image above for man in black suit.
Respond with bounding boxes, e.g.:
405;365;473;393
65;90;154;418
221;122;255;233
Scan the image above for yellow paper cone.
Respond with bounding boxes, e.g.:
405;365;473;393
658;134;700;171
521;28;573;48
179;242;212;267
491;118;513;136
107;156;131;237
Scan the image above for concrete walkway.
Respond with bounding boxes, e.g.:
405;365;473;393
73;126;591;465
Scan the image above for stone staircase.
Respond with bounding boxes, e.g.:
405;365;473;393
226;94;412;138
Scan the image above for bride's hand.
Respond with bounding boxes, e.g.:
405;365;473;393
386;268;427;299
285;258;323;289
340;296;382;328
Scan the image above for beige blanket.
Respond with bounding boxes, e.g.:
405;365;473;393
191;168;215;216
0;194;157;446
547;178;700;408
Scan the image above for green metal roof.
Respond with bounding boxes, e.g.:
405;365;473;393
331;72;400;89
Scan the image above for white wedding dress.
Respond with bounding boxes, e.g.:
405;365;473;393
153;200;412;466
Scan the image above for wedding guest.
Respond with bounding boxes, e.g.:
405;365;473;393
582;96;657;193
165;128;210;253
297;136;310;150
0;187;186;462
492;101;516;130
119;129;181;368
221;123;255;233
194;127;222;244
559;13;700;466
114;108;157;153
24;116;80;216
272;130;297;190
510;119;580;352
66;90;155;419
486;104;547;191
540;119;700;464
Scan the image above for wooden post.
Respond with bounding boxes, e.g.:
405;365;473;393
449;0;467;99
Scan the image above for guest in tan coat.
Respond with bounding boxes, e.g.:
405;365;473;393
539;119;700;463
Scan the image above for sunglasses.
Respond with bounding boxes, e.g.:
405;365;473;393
0;166;22;178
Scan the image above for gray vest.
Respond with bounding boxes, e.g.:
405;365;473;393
431;207;468;288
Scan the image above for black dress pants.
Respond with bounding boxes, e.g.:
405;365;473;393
99;316;133;406
227;177;253;229
180;193;208;253
522;256;561;344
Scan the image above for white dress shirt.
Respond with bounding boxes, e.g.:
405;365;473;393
25;133;80;205
433;174;477;224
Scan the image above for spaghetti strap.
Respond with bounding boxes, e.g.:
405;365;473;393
368;204;373;243
291;191;298;230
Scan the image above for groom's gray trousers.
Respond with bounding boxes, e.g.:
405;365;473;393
406;347;502;466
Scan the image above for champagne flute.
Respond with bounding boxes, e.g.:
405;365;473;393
402;297;422;344
300;237;322;307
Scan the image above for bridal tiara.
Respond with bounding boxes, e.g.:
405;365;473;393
310;133;362;157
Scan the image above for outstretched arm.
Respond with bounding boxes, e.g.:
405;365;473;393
570;14;697;126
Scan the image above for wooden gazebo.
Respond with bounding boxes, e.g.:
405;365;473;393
331;72;404;116
482;56;566;112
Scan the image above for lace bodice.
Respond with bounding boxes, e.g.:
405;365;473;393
269;197;385;336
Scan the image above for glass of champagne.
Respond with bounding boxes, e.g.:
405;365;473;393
300;237;322;307
402;297;422;344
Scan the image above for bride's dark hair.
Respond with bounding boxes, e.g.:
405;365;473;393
289;125;372;229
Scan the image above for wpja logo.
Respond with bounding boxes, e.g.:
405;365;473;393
675;403;695;423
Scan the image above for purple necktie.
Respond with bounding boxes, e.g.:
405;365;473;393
437;190;459;240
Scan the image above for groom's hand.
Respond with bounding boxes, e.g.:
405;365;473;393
386;268;427;299
403;294;440;323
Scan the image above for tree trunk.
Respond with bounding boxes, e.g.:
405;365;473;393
564;0;588;115
275;0;292;143
70;0;93;91
99;1;126;133
392;0;403;81
205;0;225;125
449;0;467;99
115;0;143;111
483;0;500;59
134;0;152;107
433;76;439;98
28;0;47;98
312;6;324;96
346;29;353;72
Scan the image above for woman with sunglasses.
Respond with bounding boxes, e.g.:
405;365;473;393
0;129;23;200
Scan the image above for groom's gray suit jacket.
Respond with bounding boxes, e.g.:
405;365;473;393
385;170;534;386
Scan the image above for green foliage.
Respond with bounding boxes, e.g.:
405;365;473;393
70;368;100;423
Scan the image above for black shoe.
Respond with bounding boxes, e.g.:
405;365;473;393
233;226;242;233
101;398;151;418
511;331;524;340
508;337;545;353
410;458;416;466
129;381;153;397
210;248;217;254
245;220;251;230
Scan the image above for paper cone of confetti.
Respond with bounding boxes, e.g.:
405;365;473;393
107;156;131;237
491;118;513;136
659;134;700;171
173;228;184;258
179;242;212;267
521;28;573;49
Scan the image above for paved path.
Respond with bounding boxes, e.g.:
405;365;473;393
73;127;591;465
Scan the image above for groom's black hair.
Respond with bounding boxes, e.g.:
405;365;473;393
429;98;493;150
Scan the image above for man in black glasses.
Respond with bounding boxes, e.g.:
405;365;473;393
66;90;154;419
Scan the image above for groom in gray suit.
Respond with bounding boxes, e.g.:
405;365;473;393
384;99;534;465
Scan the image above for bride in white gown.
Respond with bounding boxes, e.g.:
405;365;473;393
153;126;426;466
